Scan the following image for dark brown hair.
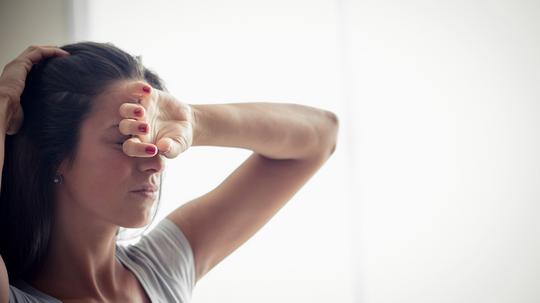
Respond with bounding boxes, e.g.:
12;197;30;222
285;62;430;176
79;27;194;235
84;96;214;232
0;41;165;281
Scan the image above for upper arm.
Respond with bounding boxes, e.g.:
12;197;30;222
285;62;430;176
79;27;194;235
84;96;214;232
166;148;334;283
0;255;8;303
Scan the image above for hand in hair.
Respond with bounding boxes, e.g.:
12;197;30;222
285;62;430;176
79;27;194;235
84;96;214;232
117;80;194;159
0;45;70;134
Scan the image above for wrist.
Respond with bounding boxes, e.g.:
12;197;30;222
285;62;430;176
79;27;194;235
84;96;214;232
189;104;204;146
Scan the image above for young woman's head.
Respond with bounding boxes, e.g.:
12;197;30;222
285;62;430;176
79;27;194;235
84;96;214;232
0;41;166;280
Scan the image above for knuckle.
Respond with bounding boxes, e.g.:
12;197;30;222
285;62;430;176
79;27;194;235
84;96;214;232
118;120;132;134
5;59;22;68
118;120;127;130
123;141;135;156
3;60;14;68
122;145;132;156
119;103;132;116
118;103;128;111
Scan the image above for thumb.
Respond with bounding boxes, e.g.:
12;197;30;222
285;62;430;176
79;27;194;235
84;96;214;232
156;124;193;158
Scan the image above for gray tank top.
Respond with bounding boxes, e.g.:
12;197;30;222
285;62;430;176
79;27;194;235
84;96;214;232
8;218;196;302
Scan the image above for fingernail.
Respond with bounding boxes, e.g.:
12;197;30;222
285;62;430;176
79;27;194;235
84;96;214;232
138;124;148;132
143;86;151;93
134;108;142;116
145;146;156;155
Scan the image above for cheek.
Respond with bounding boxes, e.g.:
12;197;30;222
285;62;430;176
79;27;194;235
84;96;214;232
99;149;132;180
77;145;132;193
74;149;133;216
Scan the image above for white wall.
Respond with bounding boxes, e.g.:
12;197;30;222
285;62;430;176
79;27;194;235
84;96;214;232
344;0;540;302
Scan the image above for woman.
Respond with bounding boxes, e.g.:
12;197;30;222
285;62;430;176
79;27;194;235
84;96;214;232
0;42;339;302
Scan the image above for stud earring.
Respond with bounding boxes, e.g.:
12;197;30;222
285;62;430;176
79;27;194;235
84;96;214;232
53;173;64;184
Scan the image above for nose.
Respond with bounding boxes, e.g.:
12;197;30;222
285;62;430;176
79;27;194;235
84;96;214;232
137;153;166;174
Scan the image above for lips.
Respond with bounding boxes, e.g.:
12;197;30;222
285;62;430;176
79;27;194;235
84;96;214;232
132;184;158;192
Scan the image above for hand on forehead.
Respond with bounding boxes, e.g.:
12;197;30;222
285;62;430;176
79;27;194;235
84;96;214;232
92;79;157;157
111;79;194;159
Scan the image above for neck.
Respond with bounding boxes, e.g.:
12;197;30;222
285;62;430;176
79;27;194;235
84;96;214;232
29;192;127;300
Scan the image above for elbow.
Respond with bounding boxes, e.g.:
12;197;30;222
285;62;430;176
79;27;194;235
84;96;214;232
313;110;340;159
290;108;340;161
324;110;339;156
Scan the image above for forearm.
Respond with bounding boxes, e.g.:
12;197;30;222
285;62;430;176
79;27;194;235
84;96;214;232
190;102;338;160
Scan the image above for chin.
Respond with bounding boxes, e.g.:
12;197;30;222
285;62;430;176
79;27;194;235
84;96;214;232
117;196;157;228
117;212;152;229
129;217;152;228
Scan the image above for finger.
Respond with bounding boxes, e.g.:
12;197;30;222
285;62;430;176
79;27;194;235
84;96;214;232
124;80;152;100
9;46;70;74
117;80;153;112
24;46;70;65
122;137;158;157
118;118;149;136
156;122;193;159
156;137;174;157
119;103;145;119
22;44;61;50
